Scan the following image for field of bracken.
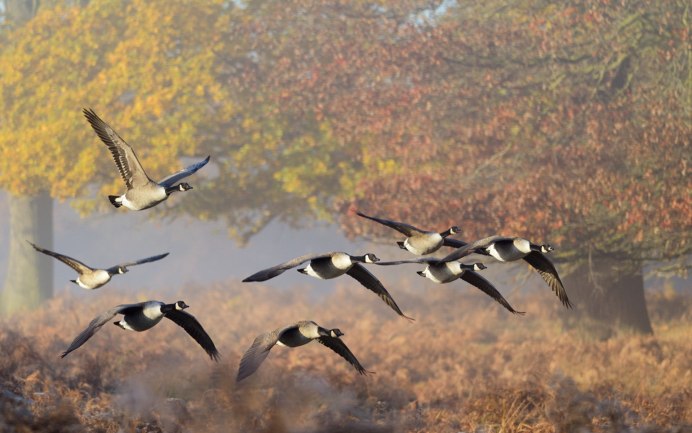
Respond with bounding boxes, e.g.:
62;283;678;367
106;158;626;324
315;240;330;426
1;279;690;433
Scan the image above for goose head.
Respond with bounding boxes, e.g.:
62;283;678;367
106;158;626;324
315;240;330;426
363;253;379;264
541;244;554;253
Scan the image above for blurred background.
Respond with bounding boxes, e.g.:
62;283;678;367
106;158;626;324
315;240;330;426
0;0;689;432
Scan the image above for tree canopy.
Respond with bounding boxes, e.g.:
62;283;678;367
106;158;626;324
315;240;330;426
1;0;689;267
0;0;230;205
217;0;690;269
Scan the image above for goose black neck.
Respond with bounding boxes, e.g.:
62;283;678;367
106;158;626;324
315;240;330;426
160;303;177;314
165;185;181;196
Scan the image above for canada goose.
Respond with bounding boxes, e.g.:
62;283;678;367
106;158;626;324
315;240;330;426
243;252;413;320
237;320;371;381
60;300;219;360
376;259;524;315
27;241;168;290
83;108;210;211
440;236;571;308
356;211;461;255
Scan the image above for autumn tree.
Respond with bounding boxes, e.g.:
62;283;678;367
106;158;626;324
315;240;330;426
203;0;689;333
2;0;688;334
0;0;234;313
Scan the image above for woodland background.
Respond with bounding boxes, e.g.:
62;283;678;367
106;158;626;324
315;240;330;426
0;0;689;431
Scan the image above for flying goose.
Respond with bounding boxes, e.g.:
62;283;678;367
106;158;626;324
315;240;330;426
440;236;572;308
376;259;524;315
60;300;219;360
356;211;461;256
83;108;210;211
28;241;168;290
242;252;413;320
237;320;371;381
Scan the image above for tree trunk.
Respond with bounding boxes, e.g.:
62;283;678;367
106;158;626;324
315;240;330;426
565;257;653;335
2;192;54;314
3;0;39;23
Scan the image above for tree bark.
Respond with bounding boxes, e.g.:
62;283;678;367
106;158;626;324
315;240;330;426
2;192;54;314
565;257;653;335
3;0;39;23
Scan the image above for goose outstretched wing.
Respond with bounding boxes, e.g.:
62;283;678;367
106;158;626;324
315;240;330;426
157;155;211;187
83;108;151;189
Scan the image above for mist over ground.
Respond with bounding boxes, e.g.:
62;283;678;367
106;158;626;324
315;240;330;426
1;283;690;432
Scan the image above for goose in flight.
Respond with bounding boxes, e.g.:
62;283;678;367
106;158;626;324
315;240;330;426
28;241;168;290
243;252;413;320
83;108;210;210
60;300;219;360
376;258;524;315
356;211;461;256
440;236;571;308
237;320;371;381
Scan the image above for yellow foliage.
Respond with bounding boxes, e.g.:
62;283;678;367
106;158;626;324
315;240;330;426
0;0;234;200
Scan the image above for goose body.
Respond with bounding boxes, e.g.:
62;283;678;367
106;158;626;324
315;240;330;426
60;300;219;360
376;258;524;314
441;236;571;308
83;108;209;211
356;211;461;256
243;252;413;320
75;270;112;290
237;320;371;381
28;241;168;290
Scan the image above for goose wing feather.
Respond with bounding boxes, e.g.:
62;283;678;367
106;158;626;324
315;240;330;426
28;241;93;274
60;303;143;358
242;253;336;282
236;329;281;381
460;271;525;315
523;251;572;308
165;310;220;361
316;336;372;375
111;252;170;271
356;211;425;236
346;264;414;320
157;155;210;187
83;108;151;188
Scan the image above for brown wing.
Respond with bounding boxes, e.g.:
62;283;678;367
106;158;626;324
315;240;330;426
28;241;93;274
236;329;280;382
83;108;151;188
60;303;143;358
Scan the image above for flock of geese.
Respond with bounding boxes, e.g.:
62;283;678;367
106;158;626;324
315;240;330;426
27;108;572;382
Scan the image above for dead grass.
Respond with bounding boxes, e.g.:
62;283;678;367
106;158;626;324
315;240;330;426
0;281;690;433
